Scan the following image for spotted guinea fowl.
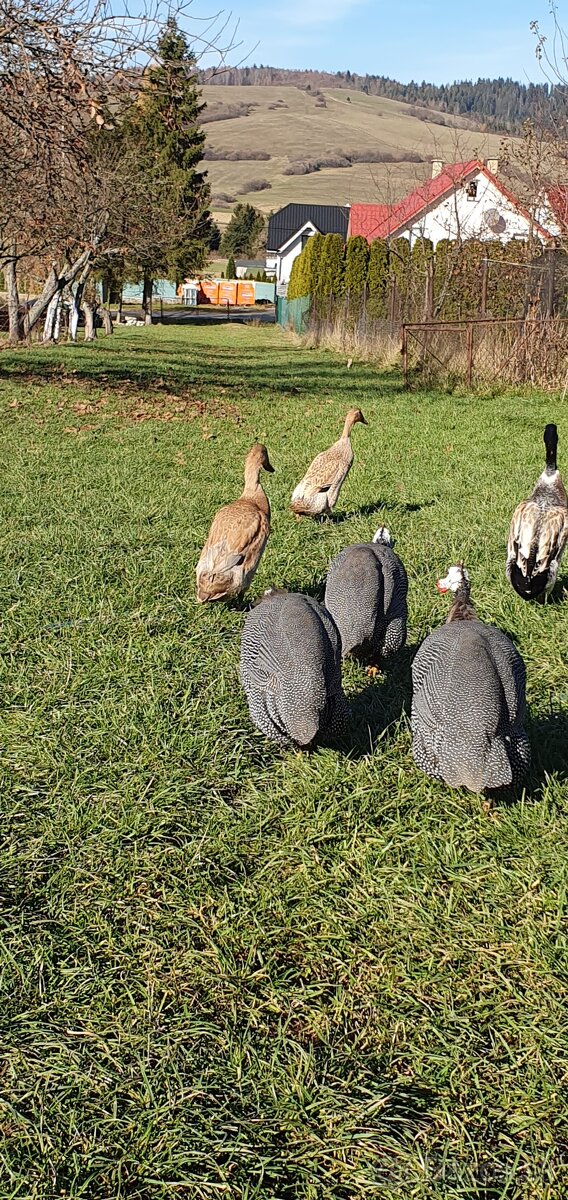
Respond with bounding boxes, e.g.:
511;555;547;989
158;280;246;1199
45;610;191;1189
196;443;274;603
324;526;408;665
411;563;530;793
240;589;350;748
506;423;568;601
290;408;367;518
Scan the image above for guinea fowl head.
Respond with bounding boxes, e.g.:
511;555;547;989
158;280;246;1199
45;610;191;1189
436;562;476;622
372;526;392;546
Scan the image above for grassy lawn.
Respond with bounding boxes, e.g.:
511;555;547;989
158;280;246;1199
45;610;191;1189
0;323;567;1198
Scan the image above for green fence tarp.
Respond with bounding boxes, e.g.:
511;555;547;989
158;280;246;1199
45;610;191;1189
276;294;310;334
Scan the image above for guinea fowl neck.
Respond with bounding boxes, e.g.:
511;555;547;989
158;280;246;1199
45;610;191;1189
447;582;476;623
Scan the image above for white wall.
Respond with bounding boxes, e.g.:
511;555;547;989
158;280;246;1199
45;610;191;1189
402;171;543;247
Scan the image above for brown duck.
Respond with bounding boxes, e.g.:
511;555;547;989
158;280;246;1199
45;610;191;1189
290;408;367;518
196;443;274;602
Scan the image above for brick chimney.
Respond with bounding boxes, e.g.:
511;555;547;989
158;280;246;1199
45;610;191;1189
486;158;499;174
431;159;444;178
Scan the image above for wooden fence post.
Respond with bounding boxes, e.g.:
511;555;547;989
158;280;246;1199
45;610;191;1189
402;324;408;389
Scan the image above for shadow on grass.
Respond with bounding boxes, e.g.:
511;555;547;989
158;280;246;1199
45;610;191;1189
343;643;415;759
525;709;568;797
328;498;436;525
0;336;399;403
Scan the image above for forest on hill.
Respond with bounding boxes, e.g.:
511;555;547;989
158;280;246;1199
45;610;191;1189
202;66;559;134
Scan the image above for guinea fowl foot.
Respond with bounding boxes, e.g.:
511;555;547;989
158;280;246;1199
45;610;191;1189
365;665;381;678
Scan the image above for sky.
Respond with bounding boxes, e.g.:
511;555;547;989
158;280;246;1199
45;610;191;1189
216;0;559;84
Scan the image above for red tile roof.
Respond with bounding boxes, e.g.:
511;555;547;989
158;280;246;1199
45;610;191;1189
544;186;568;231
348;160;552;243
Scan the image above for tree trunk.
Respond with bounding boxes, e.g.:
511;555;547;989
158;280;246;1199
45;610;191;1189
69;261;93;342
117;289;123;323
24;248;93;337
100;307;113;336
82;300;97;342
43;292;60;342
142;273;153;324
5;252;21;345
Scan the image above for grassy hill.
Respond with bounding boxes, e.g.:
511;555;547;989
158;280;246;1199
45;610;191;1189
201;84;510;230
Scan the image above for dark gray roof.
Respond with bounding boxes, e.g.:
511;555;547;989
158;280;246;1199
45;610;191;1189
267;204;350;251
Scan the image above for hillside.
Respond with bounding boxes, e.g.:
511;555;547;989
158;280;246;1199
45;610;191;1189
203;67;556;133
201;84;512;229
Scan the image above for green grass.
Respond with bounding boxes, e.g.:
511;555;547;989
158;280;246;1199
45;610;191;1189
201;84;509;212
0;323;567;1199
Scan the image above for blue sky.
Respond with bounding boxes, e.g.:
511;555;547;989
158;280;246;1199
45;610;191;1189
222;0;556;84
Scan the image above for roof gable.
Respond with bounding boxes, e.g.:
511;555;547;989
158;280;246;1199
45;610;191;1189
544;186;568;231
267;203;349;250
349;161;551;243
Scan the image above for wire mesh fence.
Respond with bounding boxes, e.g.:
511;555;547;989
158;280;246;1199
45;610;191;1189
401;317;568;390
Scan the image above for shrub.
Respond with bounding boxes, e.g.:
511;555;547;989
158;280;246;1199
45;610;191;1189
226;254;237;279
389;237;411;315
344;236;369;298
367;238;389;317
203;148;270;160
318;234;345;299
239;179;271;193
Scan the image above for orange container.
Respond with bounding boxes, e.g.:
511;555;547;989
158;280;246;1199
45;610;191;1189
218;280;237;306
236;280;255;306
200;279;220;305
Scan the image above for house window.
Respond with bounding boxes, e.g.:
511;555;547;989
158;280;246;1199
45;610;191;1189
466;181;478;201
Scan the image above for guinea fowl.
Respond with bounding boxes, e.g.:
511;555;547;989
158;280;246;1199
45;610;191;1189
324;526;408;666
411;563;530;793
507;423;568;601
290;408;367;518
196;443;274;603
240;589;350;748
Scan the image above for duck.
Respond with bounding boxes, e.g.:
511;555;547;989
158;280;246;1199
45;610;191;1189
411;563;530;793
196;443;274;603
506;423;568;601
324;526;408;666
240;588;350;748
290;408;367;518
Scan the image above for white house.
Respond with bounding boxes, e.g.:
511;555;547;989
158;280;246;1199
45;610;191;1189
266;203;350;294
349;160;552;247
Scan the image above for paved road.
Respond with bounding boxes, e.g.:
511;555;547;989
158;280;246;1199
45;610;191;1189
115;305;276;327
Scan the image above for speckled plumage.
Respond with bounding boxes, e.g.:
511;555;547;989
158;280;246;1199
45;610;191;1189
411;567;530;793
506;423;568;601
240;590;350;748
324;530;408;661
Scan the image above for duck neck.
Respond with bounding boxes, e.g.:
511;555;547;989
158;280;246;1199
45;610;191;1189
243;460;269;513
544;425;558;476
341;414;356;440
243;459;261;495
447;583;476;623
